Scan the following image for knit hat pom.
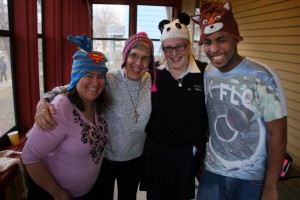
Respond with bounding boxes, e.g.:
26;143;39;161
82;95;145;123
67;34;108;91
137;32;148;37
67;35;92;52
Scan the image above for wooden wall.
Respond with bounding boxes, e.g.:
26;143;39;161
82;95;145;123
232;0;300;171
197;0;300;171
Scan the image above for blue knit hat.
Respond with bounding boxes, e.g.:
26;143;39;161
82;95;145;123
67;34;108;91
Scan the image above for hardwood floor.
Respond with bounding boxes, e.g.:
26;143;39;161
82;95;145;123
113;182;147;200
278;166;300;200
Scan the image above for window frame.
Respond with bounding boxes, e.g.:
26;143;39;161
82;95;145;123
37;0;45;98
90;0;181;37
0;0;41;149
90;1;181;72
0;0;18;146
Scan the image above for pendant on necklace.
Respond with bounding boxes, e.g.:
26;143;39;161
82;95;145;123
177;78;183;87
133;110;139;123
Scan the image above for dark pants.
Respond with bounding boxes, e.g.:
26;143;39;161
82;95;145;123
197;170;263;200
91;156;143;200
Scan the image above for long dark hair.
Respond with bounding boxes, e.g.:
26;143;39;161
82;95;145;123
60;87;111;114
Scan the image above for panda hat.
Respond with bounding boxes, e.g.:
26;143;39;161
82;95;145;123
158;13;190;42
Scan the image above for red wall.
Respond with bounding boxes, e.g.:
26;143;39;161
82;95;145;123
44;0;92;91
12;0;91;133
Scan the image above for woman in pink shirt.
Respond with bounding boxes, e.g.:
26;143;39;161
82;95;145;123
21;35;110;200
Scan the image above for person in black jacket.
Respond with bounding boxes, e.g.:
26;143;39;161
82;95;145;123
140;13;208;200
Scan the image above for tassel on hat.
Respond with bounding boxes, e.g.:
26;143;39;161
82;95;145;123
67;34;108;91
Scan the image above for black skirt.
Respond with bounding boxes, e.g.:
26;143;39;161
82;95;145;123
140;138;199;200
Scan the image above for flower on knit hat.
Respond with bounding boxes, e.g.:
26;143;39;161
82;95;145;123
67;34;108;91
191;1;243;45
158;12;190;42
121;32;157;92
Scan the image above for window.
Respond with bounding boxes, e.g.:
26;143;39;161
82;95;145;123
93;4;129;71
92;3;173;71
0;0;16;138
137;5;172;60
37;0;45;97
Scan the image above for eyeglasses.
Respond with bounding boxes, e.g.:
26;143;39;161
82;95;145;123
162;44;187;53
129;53;151;63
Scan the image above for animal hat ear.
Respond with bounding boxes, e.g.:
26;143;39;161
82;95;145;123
192;1;243;45
178;12;190;26
191;14;200;24
158;19;171;33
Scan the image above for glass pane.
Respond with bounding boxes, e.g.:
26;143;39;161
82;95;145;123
0;0;9;30
192;7;207;62
193;8;200;43
0;37;16;137
152;40;162;62
37;0;42;34
38;38;44;97
93;39;125;72
93;4;129;39
137;5;173;40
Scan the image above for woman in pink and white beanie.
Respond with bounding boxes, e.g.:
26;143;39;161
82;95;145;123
92;32;156;199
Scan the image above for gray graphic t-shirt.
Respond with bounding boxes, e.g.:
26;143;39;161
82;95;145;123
204;58;286;180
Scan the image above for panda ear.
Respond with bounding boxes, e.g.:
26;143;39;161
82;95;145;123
178;12;190;26
158;19;170;33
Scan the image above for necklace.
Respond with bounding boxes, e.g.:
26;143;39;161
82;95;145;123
177;78;183;87
124;77;141;123
169;69;185;87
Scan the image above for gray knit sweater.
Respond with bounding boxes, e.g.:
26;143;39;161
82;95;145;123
104;69;151;161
